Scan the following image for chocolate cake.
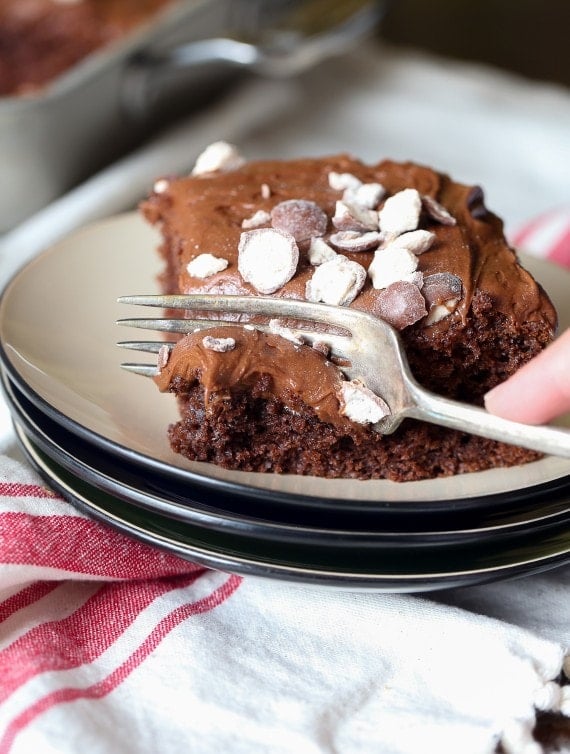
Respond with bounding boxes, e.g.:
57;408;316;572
140;143;557;482
0;0;173;96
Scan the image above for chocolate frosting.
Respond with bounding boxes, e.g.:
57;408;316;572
143;155;557;421
155;326;355;429
144;156;556;327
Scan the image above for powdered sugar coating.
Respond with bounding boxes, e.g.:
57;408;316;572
269;319;305;346
332;200;378;232
328;171;362;191
202;336;236;352
343;182;386;210
388;229;435;255
241;210;271;229
186;253;229;279
153;178;170;194
192;141;245;175
378;188;422;236
238;228;299;294
308;237;338;265
337;380;391;424
329;230;383;252
157;344;171;371
368;246;419;290
305;256;366;306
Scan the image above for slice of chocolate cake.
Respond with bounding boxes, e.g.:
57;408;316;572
140;143;557;482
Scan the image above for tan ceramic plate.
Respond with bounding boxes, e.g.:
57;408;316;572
1;212;569;505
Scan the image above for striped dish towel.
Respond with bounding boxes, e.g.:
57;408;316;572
510;206;570;267
0;210;568;754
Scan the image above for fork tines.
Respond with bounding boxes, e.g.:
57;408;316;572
117;294;355;326
116;294;355;377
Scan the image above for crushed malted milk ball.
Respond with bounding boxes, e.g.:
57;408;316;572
337;380;391;424
422;272;463;307
238;228;299;294
422;272;462;325
308;237;338;265
409;271;424;287
424;302;459;326
329;230;383;252
343;182;386;210
186;253;229;279
422;194;457;226
241;209;271;229
378;188;422;236
271;199;328;242
153;178;170;194
332;200;379;232
422;272;463;327
466;186;487;219
371;281;427;330
328;172;362;191
305;256;366;306
368;246;419;290
388;229;435;255
311;340;331;357
157;344;171;371
261;183;271;199
202;335;236;352
268;319;305;346
191;141;245;175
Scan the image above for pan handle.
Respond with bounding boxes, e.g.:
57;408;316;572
122;1;386;119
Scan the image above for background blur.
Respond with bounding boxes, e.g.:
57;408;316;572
381;0;570;87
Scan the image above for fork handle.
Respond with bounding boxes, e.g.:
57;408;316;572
407;383;570;459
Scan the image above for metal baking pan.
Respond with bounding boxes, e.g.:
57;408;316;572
0;0;384;233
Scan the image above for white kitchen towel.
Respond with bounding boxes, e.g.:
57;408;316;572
0;465;567;754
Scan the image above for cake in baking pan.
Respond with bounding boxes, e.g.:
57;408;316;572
140;143;557;481
0;0;173;96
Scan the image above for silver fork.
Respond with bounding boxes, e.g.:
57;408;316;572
117;294;570;459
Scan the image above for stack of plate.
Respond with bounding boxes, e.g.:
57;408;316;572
1;213;569;591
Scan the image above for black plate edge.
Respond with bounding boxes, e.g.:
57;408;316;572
4;368;570;543
13;422;570;592
2;343;570;517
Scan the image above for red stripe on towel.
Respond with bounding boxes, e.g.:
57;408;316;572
548;227;570;268
0;572;202;703
0;573;242;754
510;208;559;248
0;582;60;624
0;483;58;499
0;512;196;579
